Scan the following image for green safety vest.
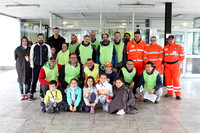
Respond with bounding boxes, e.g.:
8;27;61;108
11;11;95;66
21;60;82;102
79;44;93;64
90;39;100;51
64;63;80;84
68;42;80;53
84;63;99;83
113;41;124;63
143;70;159;92
43;64;58;82
57;50;70;65
100;44;113;65
121;67;136;84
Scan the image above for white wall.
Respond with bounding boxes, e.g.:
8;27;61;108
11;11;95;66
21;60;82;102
0;15;20;67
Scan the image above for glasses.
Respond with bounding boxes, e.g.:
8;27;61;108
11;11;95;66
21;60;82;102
127;63;133;66
105;66;112;68
151;40;156;41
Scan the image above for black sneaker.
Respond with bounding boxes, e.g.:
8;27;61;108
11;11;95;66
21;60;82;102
54;108;60;113
176;96;181;100
42;108;46;113
164;94;173;97
155;101;159;104
29;94;33;101
143;99;148;102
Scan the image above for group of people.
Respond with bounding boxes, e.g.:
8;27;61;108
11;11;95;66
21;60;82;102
14;27;185;115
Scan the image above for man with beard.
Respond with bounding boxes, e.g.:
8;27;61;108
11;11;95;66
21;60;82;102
29;33;52;100
96;33;118;70
90;32;100;52
47;27;65;53
68;34;80;53
124;32;131;46
75;35;96;68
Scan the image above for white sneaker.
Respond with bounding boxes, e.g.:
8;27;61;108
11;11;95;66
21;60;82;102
116;109;125;115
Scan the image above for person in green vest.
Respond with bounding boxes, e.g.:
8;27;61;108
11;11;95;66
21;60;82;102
68;34;80;53
90;32;100;52
58;53;83;100
96;33;118;70
111;32;127;70
75;35;96;68
56;42;70;66
39;57;62;97
136;61;163;104
118;60;138;91
84;58;100;83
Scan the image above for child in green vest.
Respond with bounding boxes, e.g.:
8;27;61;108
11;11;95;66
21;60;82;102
65;78;85;112
83;76;98;114
40;80;62;113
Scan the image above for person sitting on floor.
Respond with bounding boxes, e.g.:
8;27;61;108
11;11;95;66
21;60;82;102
136;61;163;104
109;78;138;115
40;80;62;113
83;76;98;114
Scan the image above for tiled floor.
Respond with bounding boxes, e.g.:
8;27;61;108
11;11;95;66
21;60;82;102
0;70;200;133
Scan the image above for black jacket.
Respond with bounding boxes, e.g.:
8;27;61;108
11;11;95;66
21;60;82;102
47;35;65;53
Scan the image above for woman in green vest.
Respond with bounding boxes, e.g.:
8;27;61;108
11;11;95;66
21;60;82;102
112;32;127;70
136;61;163;104
56;42;70;65
75;35;96;67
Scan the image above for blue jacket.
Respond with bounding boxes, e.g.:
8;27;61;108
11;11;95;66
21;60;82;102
96;41;118;67
66;86;82;106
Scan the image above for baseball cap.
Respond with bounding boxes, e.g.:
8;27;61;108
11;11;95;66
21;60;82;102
49;56;56;61
168;35;174;39
105;62;112;67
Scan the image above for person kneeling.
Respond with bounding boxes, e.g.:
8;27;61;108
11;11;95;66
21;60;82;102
40;80;62;113
136;62;163;104
109;78;138;115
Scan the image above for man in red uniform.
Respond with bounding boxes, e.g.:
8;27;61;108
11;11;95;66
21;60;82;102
127;31;147;76
163;35;185;100
143;36;163;75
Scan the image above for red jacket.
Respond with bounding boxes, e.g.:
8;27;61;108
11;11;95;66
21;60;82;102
39;64;62;86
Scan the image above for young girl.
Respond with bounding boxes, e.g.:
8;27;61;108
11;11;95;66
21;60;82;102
96;74;113;112
109;78;138;115
14;36;31;100
66;78;84;112
83;76;98;114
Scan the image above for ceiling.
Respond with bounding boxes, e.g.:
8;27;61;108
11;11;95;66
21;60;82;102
1;0;200;19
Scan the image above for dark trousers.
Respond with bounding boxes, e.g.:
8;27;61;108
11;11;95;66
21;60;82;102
62;100;85;112
31;65;42;95
41;84;49;97
57;85;66;101
85;93;96;112
40;101;62;109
